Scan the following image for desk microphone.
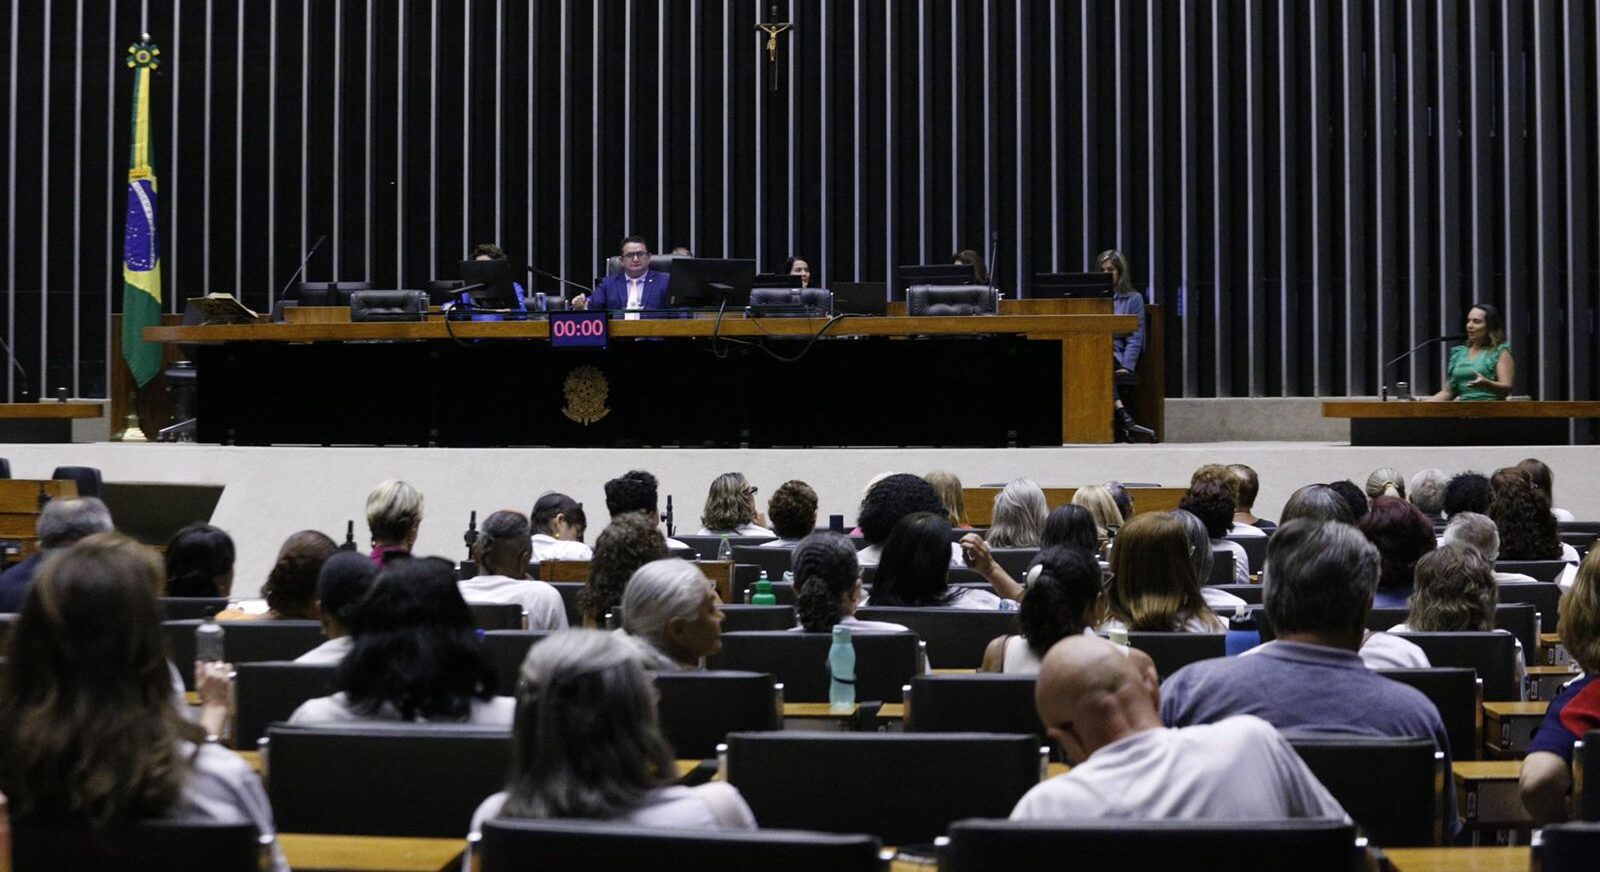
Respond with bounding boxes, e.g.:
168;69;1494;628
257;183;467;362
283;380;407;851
525;264;592;302
464;510;479;557
1380;334;1463;400
339;520;356;551
985;230;1000;299
278;234;328;301
663;495;676;537
0;332;34;402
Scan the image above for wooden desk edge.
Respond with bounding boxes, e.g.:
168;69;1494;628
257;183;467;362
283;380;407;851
276;833;465;872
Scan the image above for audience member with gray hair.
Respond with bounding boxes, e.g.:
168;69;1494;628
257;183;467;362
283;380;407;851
0;496;114;612
366;479;423;565
1161;519;1458;835
1442;512;1537;584
622;558;725;671
1407;469;1450;520
987;478;1049;548
466;629;755;842
1277;484;1355;526
1170;509;1246;614
458;509;568;630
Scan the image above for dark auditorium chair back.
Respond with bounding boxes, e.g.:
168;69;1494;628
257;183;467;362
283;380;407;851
604;253;680;277
349;289;428;322
50;465;102;498
163;619;326;690
706;631;922;702
468;602;527;631
940;818;1362;872
474;818;882;872
265;723;512;837
1205;583;1262;604
1493;602;1539;663
854;607;1020;669
904;284;999;316
1537;821;1600;872
1576;731;1600;821
1288;734;1444;847
1365;606;1410;633
548;581;584;625
233;661;339;749
0;457;10;478
675;535;774;561
1124;632;1227;679
731;545;795;581
1376;668;1482;763
607;604;795;634
1206;550;1236;585
903;673;1048;756
159;596;229;621
1223;535;1268;570
1495;559;1570;583
1497;581;1562;632
988;548;1040;579
12;819;270;872
723;731;1043;845
1391;631;1520;702
296;280;376;307
482;630;552;695
747;288;836;315
655;670;782;758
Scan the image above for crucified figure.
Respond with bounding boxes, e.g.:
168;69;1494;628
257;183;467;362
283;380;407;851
755;19;792;91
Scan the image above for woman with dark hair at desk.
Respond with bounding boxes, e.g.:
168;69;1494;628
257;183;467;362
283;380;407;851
455;243;529;317
1424;302;1514;401
1097;248;1155;442
952;249;990;285
783;256;812;288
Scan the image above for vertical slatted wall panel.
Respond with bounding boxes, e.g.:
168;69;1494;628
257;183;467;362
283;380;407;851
0;0;1596;402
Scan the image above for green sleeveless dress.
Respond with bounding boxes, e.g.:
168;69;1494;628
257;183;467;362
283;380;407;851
1446;342;1508;401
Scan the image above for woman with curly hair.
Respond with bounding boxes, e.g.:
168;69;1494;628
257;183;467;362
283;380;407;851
576;514;669;627
790;533;907;633
763;480;818;546
217;529;337;621
1177;479;1250;583
0;533;289;870
1489;467;1579;569
695;472;774;538
1101;512;1224;633
1392;544;1524;686
1357;497;1437;608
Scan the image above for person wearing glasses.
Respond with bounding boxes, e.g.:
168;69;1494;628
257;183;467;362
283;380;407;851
571;235;672;319
695;473;774;538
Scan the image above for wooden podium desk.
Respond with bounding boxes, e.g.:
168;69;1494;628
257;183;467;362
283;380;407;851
1322;400;1600;445
0;401;103;442
147;313;1135;446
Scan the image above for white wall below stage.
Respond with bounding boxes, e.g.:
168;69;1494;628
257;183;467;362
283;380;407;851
2;441;1595;599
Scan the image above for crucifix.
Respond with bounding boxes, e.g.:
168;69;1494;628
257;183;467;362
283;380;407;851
754;4;792;92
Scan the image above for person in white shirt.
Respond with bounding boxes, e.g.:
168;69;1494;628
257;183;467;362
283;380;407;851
290;556;514;727
695;472;776;538
1011;635;1345;822
622;559;725;671
0;533;290;871
467;629;754;868
296;551;378;665
529;492;593;562
1388;542;1526;696
867;513;1022;611
763;480;819;548
458;510;568;631
982;547;1107;674
791;532;909;634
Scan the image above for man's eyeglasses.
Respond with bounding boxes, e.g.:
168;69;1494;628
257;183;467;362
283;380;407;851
621;251;650;261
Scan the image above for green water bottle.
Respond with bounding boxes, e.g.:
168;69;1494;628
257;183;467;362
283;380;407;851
751;570;777;605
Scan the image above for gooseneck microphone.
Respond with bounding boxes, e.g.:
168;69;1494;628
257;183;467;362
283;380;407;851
1380;334;1464;400
277;234;328;301
0;332;34;402
525;264;592;302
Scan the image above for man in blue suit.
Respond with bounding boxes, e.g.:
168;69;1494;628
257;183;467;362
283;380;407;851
572;235;671;318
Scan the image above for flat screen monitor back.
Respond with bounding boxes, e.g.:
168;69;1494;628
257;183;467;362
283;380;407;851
894;263;976;301
1031;272;1113;299
668;258;758;308
459;259;521;309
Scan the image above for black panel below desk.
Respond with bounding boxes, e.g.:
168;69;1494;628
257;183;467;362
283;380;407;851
196;336;1061;447
1351;416;1574;446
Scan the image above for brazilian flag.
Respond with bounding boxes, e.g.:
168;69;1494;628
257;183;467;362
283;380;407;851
122;37;163;387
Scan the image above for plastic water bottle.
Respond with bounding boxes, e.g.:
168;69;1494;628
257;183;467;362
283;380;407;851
716;535;733;562
751;570;777;605
1108;625;1129;648
195;617;225;664
828;624;857;711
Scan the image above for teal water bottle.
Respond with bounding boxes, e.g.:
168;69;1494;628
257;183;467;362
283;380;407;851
828;624;856;711
751;570;777;605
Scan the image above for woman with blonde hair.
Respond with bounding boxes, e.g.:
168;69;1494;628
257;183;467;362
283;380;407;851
1071;484;1124;543
1520;548;1600;824
924;470;969;529
1100;512;1224;634
695;472;774;537
986;479;1048;548
367;479;424;565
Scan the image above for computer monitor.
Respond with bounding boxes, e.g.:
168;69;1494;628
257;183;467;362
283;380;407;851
893;263;976;301
1031;272;1113;299
458;259;521;309
667;258;758;308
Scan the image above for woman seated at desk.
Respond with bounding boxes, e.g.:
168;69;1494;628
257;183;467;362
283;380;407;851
1425;302;1514;401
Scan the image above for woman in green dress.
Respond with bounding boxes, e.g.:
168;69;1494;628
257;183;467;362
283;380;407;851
1425;303;1514;401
